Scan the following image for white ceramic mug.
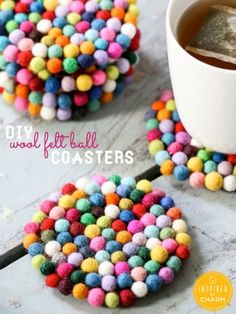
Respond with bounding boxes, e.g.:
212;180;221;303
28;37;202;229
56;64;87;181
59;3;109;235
166;0;236;154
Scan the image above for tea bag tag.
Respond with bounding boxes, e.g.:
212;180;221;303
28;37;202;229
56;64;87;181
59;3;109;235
186;5;236;65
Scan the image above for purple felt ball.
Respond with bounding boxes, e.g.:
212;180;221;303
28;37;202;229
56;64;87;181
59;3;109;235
67;252;83;267
176;131;191;146
172;152;188;165
122;242;138;257
101;275;117;291
158;267;174;284
159;119;174;133
156;215;171;228
42;93;57;108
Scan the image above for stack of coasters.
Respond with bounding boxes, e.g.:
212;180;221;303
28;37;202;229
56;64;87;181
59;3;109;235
145;90;236;192
0;0;140;121
23;175;192;308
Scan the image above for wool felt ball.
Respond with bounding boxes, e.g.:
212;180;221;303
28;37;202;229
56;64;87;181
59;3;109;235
132;232;147;246
119;289;135;307
105;292;120;308
88;288;105;307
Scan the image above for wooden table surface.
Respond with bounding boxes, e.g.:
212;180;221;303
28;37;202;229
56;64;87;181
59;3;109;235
0;1;235;313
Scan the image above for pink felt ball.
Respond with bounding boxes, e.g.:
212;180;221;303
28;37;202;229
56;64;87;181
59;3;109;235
100;28;116;42
40;200;57;215
127;220;144;234
24;222;40;234
132;232;147;246
108;42;123;59
90;236;106;252
160;89;174;102
92;70;106;86
66;208;80;222
217;161;233;176
159;267;174;284
91;176;108;186
140;213;156;226
61;77;75;92
49;206;66;220
162;239;178;254
167;142;183;155
70;1;85;13
73;92;88;107
152;189;166;202
146;129;162;142
176;131;191;146
88;288;105;307
189;172;205;189
57;262;74;278
14;97;28;111
3;45;19;62
115;261;130;275
20;21;35;33
67;252;83;267
142;193;156;208
16;69;33;84
75;21;90;33
114;0;128;9
9;29;25;45
18;38;34;51
131;267;147;282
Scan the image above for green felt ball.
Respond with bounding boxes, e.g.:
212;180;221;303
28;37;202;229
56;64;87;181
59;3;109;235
76;198;91;213
150;204;165;217
71;270;86;284
6;20;18;33
63;57;78;74
97;216;111;229
29;12;41;23
87;100;100;112
40;230;56;242
48;44;63;58
0;55;7;70
123;51;138;65
28;91;43;104
144;225;160;238
197;149;212;162
106;65;119;80
160;227;176;240
204;160;217;174
105;292;120;308
40;260;55;275
129;189;144;203
144;260;161;274
128;255;144;268
233;166;236;176
166;256;182;273
32;254;46;269
146;119;159;131
100;0;113;10
137;246;150;262
108;174;121;186
30;57;46;73
80;213;96;226
102;228;115;240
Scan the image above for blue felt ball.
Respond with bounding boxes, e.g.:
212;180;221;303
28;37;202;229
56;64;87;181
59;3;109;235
145;110;156;121
95;250;110;263
85;29;99;42
45;77;60;93
117;273;133;289
121;177;136;188
85;273;102;288
58;94;72;109
80;246;95;258
5;62;18;77
0;10;14;24
160;196;175;210
90;193;104;207
162;133;175;146
30;2;44;13
14;13;27;23
55;219;70;232
94;38;108;50
145;274;163;292
116;184;132;198
102;228;115;241
89;86;103;100
119;210;135;224
174;165;190;181
116;34;131;49
28;242;43;256
74;235;89;248
115;82;125;94
172;110;180;122
212;152;226;164
78;54;95;68
155;151;171;166
53;17;67;28
56;231;72;245
91;18;106;31
106;240;122;253
0;36;9;51
82;12;95;22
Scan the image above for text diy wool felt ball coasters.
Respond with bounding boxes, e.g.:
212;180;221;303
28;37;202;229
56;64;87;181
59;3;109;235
23;175;192;308
145;90;236;192
0;0;140;121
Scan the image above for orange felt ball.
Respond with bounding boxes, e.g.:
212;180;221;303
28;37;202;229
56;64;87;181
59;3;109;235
157;109;171;121
62;243;77;255
111;7;125;20
101;92;113;103
15;84;29;98
23;233;39;249
47;58;62;73
28;103;41;117
72;189;87;200
80;41;95;55
49;28;62;39
166;207;182;220
55;35;70;47
105;193;120;205
124;12;137;25
151;100;165;111
116;230;132;244
160;160;175;176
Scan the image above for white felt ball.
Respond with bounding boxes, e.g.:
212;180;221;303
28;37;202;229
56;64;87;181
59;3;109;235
40;107;56;120
132;232;147;246
37;19;52;34
101;181;116;195
59;0;72;5
32;43;48;58
70;33;84;45
223;175;236;192
75;177;90;190
131;282;148;298
190;138;204;149
105;205;120;219
121;23;136;39
51;252;67;265
103;79;117;93
98;261;114;276
172;219;188;233
55;5;70;17
0;71;10;88
146;238;161;250
45;241;61;257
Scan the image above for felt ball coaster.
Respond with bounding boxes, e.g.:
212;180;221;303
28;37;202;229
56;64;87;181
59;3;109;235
23;175;192;308
0;0;140;121
145;90;236;192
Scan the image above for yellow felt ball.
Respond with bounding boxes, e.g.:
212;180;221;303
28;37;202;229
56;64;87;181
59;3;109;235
176;232;192;247
32;211;47;223
128;4;140;16
172;219;188;233
2;90;15;103
73;283;89;299
160;160;174;176
149;140;164;156
41;35;54;46
205;172;223;191
80;41;95;55
64;44;80;58
76;74;93;91
38;69;51;81
97;216;111;229
81;258;98;273
67;12;81;25
151;246;168;263
111;251;126;263
72;189;87;200
116;230;132;244
44;0;58;11
187;157;203;172
32;254;46;269
119;198;133;210
84;224;101;239
58;195;76;209
30;57;46;74
136;179;152;193
62;243;77;255
166;99;176;111
23;233;39;249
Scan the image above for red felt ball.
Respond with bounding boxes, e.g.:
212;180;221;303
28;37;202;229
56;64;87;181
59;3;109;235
70;221;84;236
227;154;236;165
17;51;32;67
45;273;61;288
42;11;56;20
120;289;135;307
66;208;80;223
175;122;185;133
40;218;55;231
96;10;111;20
111;220;127;232
61;183;77;195
130;37;140;51
176;245;190;260
132;204;147;219
29;78;44;91
125;66;134;77
15;3;28;13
